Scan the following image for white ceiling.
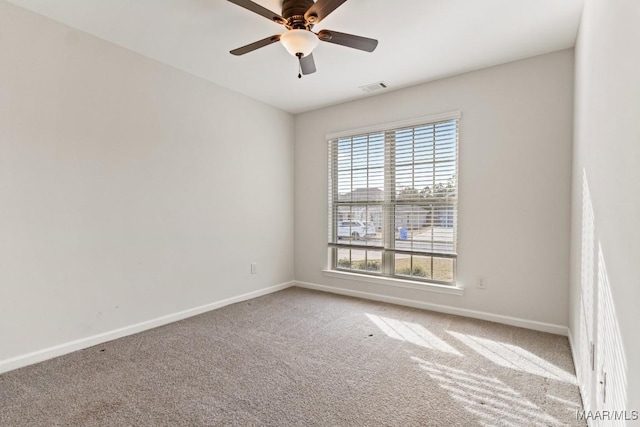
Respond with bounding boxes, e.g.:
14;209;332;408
7;0;584;114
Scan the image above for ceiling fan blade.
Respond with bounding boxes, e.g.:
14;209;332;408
317;30;378;52
304;0;348;24
300;53;317;75
230;35;281;56
226;0;285;25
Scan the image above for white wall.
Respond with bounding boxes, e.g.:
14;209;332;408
0;2;294;365
295;50;574;328
569;0;640;417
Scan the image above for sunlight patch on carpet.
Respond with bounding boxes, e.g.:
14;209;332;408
412;357;563;427
365;313;461;355
447;331;576;384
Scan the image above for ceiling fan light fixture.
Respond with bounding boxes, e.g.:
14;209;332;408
280;29;319;57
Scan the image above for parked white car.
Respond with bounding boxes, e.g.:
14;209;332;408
338;221;376;240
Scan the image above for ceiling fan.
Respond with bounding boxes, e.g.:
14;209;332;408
227;0;378;78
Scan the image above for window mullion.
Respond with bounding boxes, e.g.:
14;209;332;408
329;140;338;264
383;130;396;275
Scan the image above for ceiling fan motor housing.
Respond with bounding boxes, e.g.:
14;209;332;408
282;0;315;28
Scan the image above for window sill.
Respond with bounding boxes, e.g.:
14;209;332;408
322;270;464;296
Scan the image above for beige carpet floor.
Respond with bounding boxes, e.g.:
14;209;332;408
0;287;584;426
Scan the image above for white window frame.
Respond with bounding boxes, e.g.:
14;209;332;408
327;111;461;289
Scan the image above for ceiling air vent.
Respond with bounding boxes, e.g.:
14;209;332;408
359;81;388;93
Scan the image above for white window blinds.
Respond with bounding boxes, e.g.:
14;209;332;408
328;114;459;284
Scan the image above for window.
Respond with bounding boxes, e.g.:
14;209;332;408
328;112;459;285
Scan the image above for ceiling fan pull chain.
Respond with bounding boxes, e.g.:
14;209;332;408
297;53;303;79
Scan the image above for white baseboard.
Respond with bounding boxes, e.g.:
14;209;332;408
295;281;569;336
567;328;593;426
0;281;294;375
567;329;579;376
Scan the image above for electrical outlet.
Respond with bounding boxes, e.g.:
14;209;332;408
251;263;257;275
477;277;487;289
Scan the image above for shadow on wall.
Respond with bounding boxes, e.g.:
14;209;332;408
579;169;595;410
578;169;628;414
597;243;627;414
